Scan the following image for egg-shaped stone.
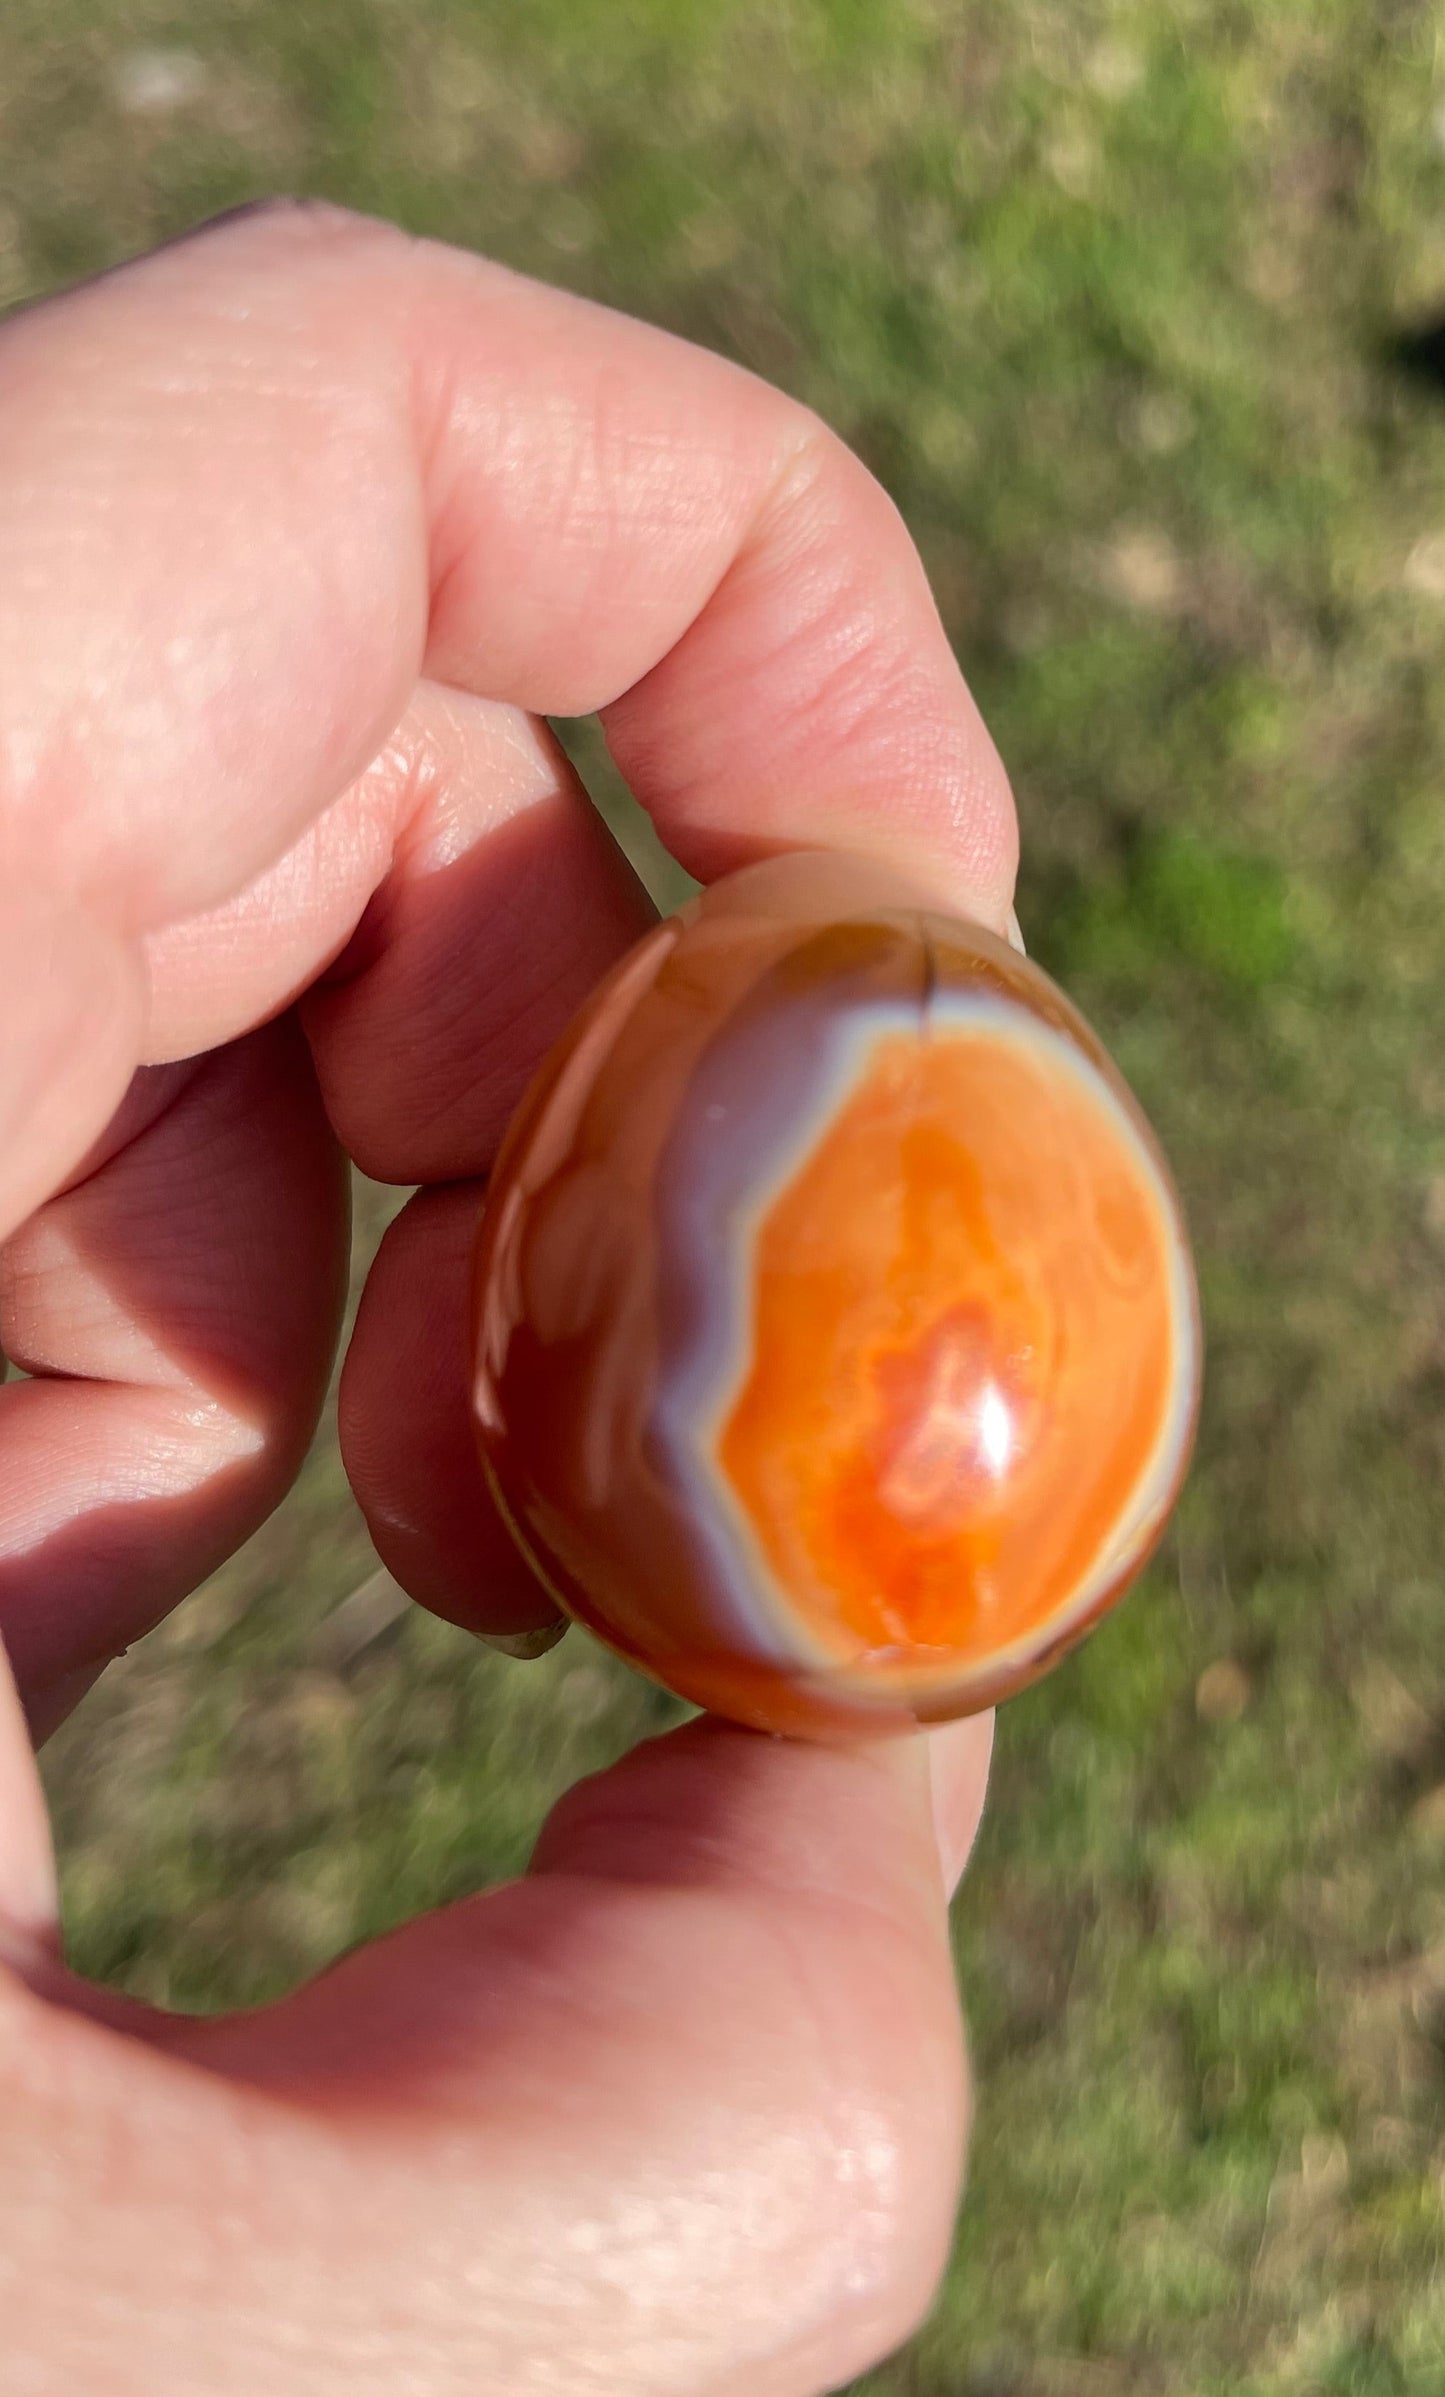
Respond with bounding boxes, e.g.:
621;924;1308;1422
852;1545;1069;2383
472;852;1199;1738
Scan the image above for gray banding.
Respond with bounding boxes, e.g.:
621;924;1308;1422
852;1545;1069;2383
645;937;1200;1696
647;947;923;1665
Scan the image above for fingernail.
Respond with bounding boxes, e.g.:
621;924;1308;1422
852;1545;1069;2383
1006;906;1026;955
478;1619;569;1660
927;1712;995;1897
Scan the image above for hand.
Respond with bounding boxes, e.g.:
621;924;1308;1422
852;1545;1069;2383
0;205;1016;2396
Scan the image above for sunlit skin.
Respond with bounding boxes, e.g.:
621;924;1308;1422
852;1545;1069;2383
0;207;1023;2397
474;861;1196;1736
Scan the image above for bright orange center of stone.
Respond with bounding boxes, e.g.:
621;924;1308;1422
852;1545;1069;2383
715;1026;1176;1668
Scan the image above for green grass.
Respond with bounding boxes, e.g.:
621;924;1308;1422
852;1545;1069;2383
12;0;1445;2387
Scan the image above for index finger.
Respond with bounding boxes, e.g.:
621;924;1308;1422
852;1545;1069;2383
0;200;1015;1236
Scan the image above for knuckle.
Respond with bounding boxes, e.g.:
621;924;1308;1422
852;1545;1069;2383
827;2044;962;2335
739;1909;967;2388
745;2072;961;2393
764;400;900;537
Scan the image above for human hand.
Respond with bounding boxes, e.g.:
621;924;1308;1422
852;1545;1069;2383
0;205;1016;2396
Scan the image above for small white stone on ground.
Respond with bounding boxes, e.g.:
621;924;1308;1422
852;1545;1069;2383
111;47;207;118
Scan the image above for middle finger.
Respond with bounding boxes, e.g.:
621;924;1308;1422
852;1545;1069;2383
298;688;651;1635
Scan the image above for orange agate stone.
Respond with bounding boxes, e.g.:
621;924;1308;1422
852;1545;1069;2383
473;853;1199;1738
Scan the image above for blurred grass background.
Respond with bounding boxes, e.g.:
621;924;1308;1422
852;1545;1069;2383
8;1;1445;2389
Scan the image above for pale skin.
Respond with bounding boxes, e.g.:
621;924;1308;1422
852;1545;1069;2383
0;205;1019;2395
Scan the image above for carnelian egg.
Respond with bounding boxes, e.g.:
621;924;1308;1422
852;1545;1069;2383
472;852;1200;1738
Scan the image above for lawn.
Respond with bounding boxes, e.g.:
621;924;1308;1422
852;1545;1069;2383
9;2;1445;2389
